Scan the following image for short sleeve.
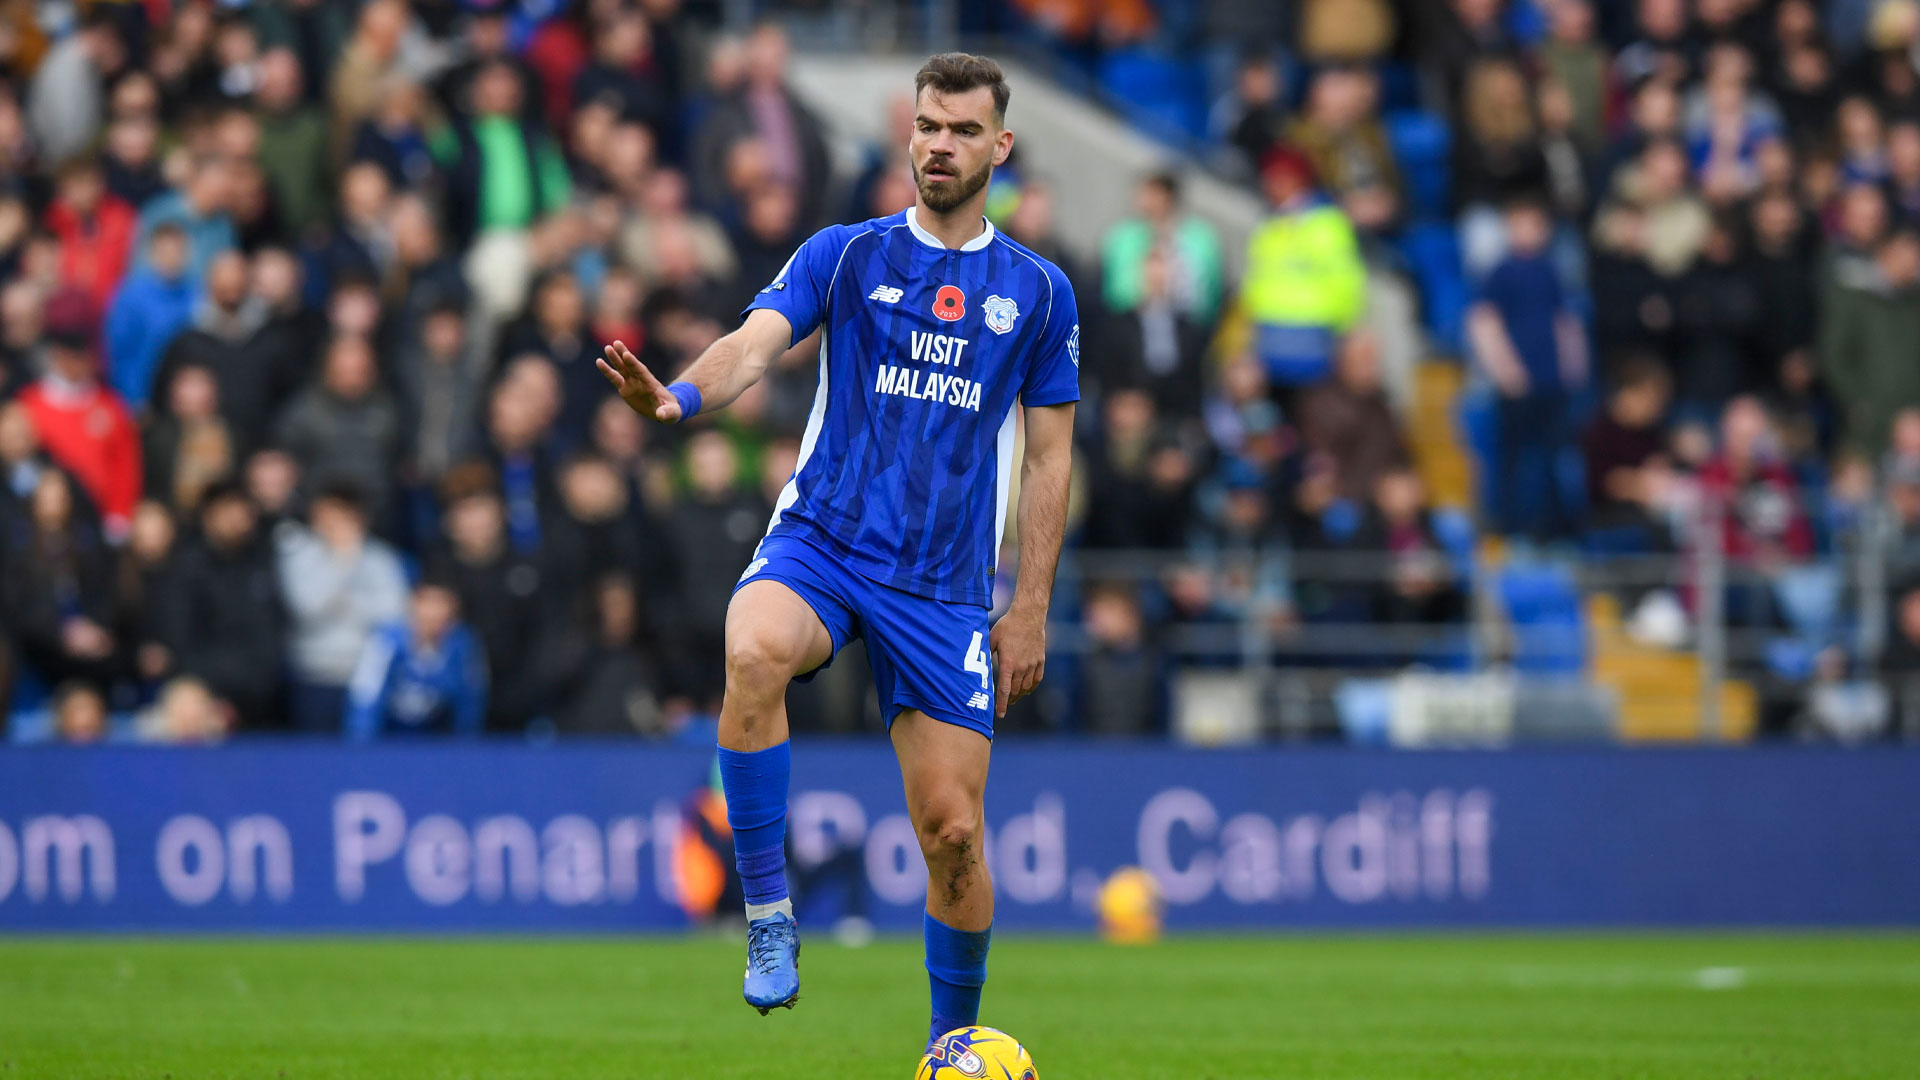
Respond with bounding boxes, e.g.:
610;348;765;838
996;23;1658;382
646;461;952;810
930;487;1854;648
740;224;862;348
1021;264;1082;407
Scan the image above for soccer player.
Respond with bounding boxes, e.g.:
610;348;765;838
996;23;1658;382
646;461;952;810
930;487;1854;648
598;53;1077;1048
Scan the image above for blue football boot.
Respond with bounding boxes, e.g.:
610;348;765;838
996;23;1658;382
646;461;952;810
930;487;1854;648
743;911;800;1014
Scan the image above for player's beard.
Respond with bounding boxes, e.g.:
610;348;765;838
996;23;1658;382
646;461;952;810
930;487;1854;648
914;153;992;213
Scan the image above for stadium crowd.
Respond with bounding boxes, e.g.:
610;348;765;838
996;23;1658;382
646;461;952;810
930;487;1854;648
4;0;1920;742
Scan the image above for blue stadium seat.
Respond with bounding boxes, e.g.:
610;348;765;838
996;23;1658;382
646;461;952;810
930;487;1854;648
1498;563;1587;674
1100;49;1206;141
1385;110;1452;220
1456;385;1502;523
1334;678;1395;744
1506;0;1550;45
1397;220;1469;352
1430;506;1478;584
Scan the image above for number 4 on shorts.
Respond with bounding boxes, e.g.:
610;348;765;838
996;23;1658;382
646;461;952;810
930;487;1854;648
963;631;992;689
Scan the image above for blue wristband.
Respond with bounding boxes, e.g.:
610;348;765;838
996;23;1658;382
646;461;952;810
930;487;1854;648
666;381;702;422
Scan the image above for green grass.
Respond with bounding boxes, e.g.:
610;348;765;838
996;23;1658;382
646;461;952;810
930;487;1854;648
1;934;1918;1078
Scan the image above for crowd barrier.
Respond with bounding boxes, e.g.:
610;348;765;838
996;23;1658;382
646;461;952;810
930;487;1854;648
0;743;1915;931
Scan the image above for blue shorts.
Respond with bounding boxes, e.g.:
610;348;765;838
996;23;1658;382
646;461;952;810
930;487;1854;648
732;533;996;738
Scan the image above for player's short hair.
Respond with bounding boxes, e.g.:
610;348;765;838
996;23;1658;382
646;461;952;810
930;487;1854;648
915;52;1010;122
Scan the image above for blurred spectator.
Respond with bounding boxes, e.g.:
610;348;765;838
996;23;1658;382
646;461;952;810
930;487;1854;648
1213;53;1284;172
430;464;550;732
152;251;280;453
115;500;178;688
1076;582;1163;735
732;184;806;315
571;5;673;137
51;682;109;745
1468;197;1587;540
311;163;393;300
486;361;562;555
545;452;657;624
1820;229;1920;456
1358;466;1466;633
19;290;142;538
1697;396;1814;571
1538;0;1610;154
329;0;412;165
1099;249;1209;422
143;364;235;517
1296;330;1409;504
345;576;488;740
1671;213;1765;411
1595;137;1711;277
1582;357;1675;546
498;270;606;446
159;481;284;730
621;169;737;293
351;79;437;193
256;49;332;238
101;118;164;215
1418;0;1519;119
45;156;137;318
277;335;401;525
1;471;118;690
133;676;232;745
26;8;123;165
691;23;831;231
539;574;667;736
1242;147;1365;388
133;155;236;283
1287;66;1403;236
386;194;468;347
1297;0;1395;65
397;300;487;493
276;481;408;732
1101;171;1225;322
104;223;196;411
434;59;571;314
1079;389;1196;552
666;430;770;707
1455;58;1550;273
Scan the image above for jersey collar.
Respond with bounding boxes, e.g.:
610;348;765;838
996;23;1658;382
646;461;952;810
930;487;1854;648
905;206;996;252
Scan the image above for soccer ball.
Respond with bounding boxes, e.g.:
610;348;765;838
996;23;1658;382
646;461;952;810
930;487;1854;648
916;1026;1037;1080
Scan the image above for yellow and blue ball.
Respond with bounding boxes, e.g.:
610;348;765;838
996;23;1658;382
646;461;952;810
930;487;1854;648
915;1026;1037;1080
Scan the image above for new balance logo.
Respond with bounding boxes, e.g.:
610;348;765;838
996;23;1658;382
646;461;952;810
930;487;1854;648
967;692;990;711
868;285;904;303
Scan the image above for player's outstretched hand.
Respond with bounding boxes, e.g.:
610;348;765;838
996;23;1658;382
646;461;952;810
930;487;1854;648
990;610;1046;719
598;340;680;423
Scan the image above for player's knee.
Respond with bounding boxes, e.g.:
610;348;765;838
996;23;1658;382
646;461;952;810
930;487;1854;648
724;631;803;695
916;802;983;866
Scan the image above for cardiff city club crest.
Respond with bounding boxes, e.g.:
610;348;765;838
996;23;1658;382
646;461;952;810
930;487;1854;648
982;295;1020;335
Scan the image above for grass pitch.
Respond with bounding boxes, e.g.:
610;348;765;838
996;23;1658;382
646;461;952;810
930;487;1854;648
1;934;1916;1078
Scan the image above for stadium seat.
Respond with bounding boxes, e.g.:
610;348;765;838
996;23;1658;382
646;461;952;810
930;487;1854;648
1455;385;1502;524
1497;562;1587;674
1385;110;1453;221
1333;678;1395;744
1430;506;1478;584
1396;221;1469;353
1099;49;1206;142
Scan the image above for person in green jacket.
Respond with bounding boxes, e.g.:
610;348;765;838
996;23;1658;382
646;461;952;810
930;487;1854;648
1100;171;1225;323
1240;146;1367;388
1820;229;1920;458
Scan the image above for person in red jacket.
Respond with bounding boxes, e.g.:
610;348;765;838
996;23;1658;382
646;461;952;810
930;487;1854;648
18;289;142;540
44;156;137;317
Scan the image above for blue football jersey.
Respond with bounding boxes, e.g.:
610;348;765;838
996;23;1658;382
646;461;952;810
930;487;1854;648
742;207;1081;608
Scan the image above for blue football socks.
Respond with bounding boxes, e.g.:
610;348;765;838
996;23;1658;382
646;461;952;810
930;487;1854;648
717;742;791;915
925;912;991;1044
